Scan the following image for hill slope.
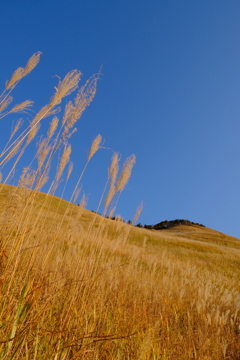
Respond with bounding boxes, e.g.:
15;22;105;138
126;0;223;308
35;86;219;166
1;184;240;280
0;184;240;359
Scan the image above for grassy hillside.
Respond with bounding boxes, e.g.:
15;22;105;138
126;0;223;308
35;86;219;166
0;184;240;359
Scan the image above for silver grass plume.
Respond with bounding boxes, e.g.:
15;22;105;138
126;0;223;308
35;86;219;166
132;201;144;225
115;154;136;193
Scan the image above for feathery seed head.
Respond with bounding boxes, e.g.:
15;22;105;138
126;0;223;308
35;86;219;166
73;186;81;204
9;100;34;114
4;140;22;163
115;154;136;193
0;96;13;114
103;152;120;213
51;70;81;106
66;162;73;181
79;193;88;208
61;73;100;141
30;105;60;130
5;52;41;91
56;143;71;180
132;201;144;225
47;116;59;140
64;127;77;141
74;73;100;112
26;124;40;146
5;67;25;90
108;152;119;183
35;167;50;191
23;52;42;76
36;138;51;172
18;167;37;189
104;185;116;212
52;143;72;194
62;101;74;126
87;134;102;161
11;119;23;139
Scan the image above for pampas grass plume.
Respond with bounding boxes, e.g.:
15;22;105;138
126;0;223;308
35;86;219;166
0;96;13;114
87;134;102;161
23;51;42;76
108;152;119;184
5;67;25;91
115;154;136;193
52;143;71;193
66;162;73;181
11;119;23;139
47;116;59;140
132;201;144;225
9;100;34;114
5;52;41;91
51;70;81;107
26;124;40;146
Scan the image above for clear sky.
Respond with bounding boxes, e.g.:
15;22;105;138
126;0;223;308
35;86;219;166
1;1;240;237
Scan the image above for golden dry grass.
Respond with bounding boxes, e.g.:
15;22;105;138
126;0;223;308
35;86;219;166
0;184;240;359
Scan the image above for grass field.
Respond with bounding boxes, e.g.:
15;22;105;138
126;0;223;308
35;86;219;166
0;184;240;359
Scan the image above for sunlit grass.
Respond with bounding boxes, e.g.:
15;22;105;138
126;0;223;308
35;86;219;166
1;185;240;358
0;54;240;359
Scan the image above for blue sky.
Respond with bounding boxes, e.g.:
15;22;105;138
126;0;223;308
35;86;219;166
1;1;240;237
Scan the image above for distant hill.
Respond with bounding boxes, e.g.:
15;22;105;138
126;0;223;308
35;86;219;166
142;219;205;230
